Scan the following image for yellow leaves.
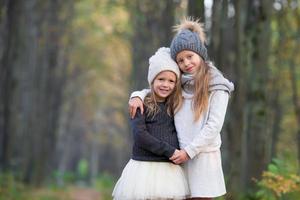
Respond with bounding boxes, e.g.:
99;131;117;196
96;6;130;35
259;171;300;197
272;0;300;60
72;0;130;36
255;159;300;199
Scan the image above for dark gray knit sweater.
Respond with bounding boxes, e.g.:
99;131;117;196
131;102;180;162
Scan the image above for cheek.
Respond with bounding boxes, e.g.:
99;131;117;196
153;81;159;88
170;82;176;90
197;57;203;66
178;64;185;71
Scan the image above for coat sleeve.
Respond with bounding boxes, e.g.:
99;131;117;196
129;89;150;101
184;90;229;159
131;109;176;158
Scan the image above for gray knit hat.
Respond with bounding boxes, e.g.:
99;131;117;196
170;18;208;61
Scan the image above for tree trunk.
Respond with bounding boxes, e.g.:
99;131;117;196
0;0;11;171
188;0;205;21
270;89;282;159
0;0;71;184
223;0;247;196
210;0;222;62
129;0;176;90
289;51;300;171
242;0;273;189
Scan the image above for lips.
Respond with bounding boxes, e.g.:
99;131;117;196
186;66;194;72
158;88;170;95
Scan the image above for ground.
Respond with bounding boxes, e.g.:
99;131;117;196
69;187;102;200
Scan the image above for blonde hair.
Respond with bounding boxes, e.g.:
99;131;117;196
192;60;211;121
144;74;182;118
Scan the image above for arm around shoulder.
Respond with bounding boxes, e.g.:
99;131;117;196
130;89;150;101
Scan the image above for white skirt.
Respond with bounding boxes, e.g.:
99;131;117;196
184;149;226;198
112;159;190;200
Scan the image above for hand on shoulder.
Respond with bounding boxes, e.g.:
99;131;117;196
129;97;144;118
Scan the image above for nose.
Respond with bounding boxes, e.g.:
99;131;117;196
183;58;189;66
161;80;168;87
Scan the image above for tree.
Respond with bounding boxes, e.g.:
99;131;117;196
0;0;72;184
188;0;205;21
129;0;176;90
241;0;273;189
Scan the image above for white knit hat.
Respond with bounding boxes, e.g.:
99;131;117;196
148;47;180;85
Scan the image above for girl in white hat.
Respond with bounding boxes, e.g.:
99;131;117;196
112;47;189;200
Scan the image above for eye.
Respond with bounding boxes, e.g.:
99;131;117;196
177;58;183;64
187;55;192;59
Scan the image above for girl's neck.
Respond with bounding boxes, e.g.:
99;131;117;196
154;94;166;102
155;98;166;103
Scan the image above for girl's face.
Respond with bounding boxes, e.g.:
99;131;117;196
176;50;203;74
152;71;177;102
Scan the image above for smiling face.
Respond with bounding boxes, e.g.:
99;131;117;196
175;50;203;74
152;71;177;102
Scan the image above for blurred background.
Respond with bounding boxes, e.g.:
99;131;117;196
0;0;300;199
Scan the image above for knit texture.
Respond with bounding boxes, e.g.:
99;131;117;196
148;47;180;85
170;29;208;61
131;102;179;162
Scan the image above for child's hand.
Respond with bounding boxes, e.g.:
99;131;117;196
129;97;143;118
170;149;190;164
171;149;181;157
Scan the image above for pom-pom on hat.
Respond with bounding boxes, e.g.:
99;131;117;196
148;47;180;85
170;17;208;61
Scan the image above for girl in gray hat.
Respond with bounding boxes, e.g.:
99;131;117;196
129;18;234;200
113;47;189;200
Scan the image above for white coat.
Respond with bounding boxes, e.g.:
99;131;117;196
175;90;228;197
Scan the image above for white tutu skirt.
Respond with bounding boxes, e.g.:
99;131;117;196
112;159;190;200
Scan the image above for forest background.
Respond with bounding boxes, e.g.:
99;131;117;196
1;0;300;200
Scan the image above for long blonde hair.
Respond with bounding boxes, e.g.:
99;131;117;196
173;17;211;121
191;60;211;121
144;75;183;118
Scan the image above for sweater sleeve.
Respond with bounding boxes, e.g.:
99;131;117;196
131;108;176;158
184;90;229;159
130;89;150;101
